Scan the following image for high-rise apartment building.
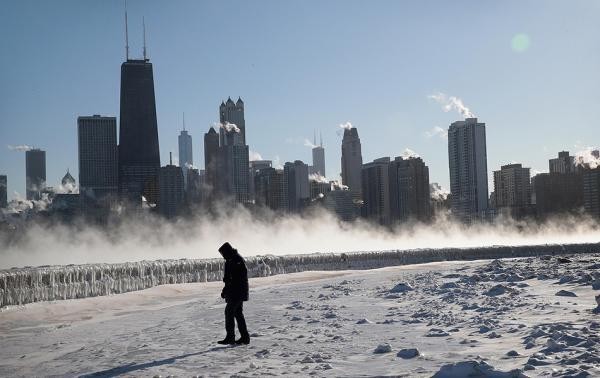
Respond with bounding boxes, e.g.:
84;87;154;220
249;160;272;202
534;172;583;218
26;149;46;200
158;154;184;218
361;157;391;225
583;167;600;218
493;163;532;218
0;175;7;208
448;118;489;222
254;167;286;211
284;160;310;212
204;127;219;198
549;151;576;174
389;156;431;223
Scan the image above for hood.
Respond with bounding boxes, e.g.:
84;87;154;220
218;242;236;260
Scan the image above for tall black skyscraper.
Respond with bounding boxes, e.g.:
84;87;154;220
341;127;363;200
204;127;219;198
78;115;118;212
26;149;46;200
0;175;7;208
118;19;160;206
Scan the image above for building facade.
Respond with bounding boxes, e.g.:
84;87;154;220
583;167;600;218
158;158;185;218
284;160;310;212
26;149;46;200
249;160;272;202
0;175;6;208
341;127;363;200
389;156;431;223
118;58;161;206
203;127;219;199
361;157;391;225
549;151;576;174
219;97;246;145
534;172;583;218
447;118;489;222
254;167;286;211
493;163;532;218
78;115;118;212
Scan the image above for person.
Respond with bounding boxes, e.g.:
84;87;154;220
217;242;250;345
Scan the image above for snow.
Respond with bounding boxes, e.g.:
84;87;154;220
1;253;600;376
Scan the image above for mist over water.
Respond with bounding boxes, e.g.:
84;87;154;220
1;206;599;270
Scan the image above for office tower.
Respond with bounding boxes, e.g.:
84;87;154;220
0;175;6;208
549;151;576;174
254;167;285;211
447;118;489;222
583;167;600;218
389;156;431;223
534;172;583;218
249;160;272;202
283;160;310;212
341;127;363;199
493;163;532;218
26;149;46;200
118;49;161;205
361;157;391;225
78;115;118;212
219;97;246;145
216;99;250;204
158;154;184;218
185;168;203;205
323;189;357;221
311;132;326;177
204;127;219;197
61;170;76;193
178;115;193;185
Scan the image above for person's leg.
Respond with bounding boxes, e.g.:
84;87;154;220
218;301;236;344
234;301;250;343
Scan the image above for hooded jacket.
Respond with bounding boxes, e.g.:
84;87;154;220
219;242;249;302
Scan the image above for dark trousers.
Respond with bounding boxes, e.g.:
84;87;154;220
225;299;248;338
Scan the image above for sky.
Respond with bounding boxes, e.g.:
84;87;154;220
1;0;599;200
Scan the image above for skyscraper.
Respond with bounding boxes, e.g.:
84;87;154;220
0;175;7;208
311;132;326;177
118;55;161;205
219;97;246;145
284;160;310;212
534;172;583;218
549;151;576;174
361;157;391;225
204;127;219;198
448;118;489;222
26;149;46;200
583;167;600;218
77;115;118;211
158;153;184;218
178;115;193;185
493;163;532;218
341;127;363;199
254;167;285;211
249;160;272;202
389;156;431;223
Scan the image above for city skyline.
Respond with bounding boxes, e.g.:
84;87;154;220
2;1;600;200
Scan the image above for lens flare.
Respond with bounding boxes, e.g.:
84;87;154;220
511;33;530;53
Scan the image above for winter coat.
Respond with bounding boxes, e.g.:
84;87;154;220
221;249;249;302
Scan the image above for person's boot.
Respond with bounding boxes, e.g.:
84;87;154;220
217;335;235;345
235;334;250;345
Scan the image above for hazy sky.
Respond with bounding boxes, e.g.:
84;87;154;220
1;0;599;200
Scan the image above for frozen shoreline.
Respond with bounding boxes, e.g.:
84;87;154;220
2;242;600;308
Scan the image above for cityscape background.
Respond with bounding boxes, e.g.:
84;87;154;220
2;0;600;203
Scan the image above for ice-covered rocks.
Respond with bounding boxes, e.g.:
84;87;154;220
373;343;392;354
426;328;450;337
485;284;512;296
396;348;420;359
594;295;600;314
432;361;527;378
555;290;577;297
389;282;414;293
356;318;373;324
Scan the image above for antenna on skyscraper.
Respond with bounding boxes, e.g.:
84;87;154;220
143;16;147;61
183;112;186;131
170;152;173;165
124;0;129;60
313;130;316;146
320;131;323;147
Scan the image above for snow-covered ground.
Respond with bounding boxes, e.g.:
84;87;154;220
1;254;599;377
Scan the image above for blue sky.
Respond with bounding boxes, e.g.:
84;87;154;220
1;0;599;200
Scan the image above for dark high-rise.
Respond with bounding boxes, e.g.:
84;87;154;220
0;175;7;208
78;115;118;211
389;156;431;223
26;149;46;200
341;127;363;199
118;58;161;205
204;127;219;197
361;157;391;225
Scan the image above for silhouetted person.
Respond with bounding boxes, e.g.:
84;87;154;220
217;242;250;345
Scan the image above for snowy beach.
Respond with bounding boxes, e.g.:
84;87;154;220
1;254;599;377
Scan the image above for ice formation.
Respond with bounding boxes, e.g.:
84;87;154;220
1;242;599;308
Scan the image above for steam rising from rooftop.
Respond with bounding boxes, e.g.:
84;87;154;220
428;92;475;119
7;145;34;152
